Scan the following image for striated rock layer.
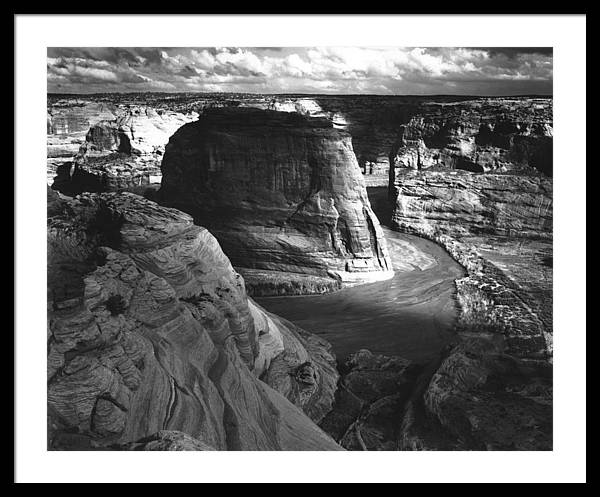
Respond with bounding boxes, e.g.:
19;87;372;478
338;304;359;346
389;98;553;176
48;94;553;188
50;105;197;195
384;99;554;447
47;191;340;450
158;107;393;288
392;169;553;239
387;167;552;449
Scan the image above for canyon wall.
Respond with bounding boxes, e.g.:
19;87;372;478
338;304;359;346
47;190;340;450
158;107;393;289
384;99;553;450
48;94;553;189
392;169;553;239
389;98;553;176
49;103;197;194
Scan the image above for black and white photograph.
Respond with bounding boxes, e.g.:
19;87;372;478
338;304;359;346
14;14;586;483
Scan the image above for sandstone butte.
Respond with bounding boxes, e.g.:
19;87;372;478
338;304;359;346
47;189;341;450
157;107;394;292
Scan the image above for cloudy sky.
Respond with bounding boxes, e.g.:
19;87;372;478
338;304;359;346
47;47;552;95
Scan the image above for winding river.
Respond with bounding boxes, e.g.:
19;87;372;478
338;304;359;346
256;187;466;364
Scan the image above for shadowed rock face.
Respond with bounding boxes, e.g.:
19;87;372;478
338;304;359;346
320;349;422;450
158;108;393;287
47;191;340;450
422;339;552;450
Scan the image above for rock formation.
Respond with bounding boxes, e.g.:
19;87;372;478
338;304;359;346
158;107;393;291
389;98;553;177
391;169;553;239
49;104;197;196
48;94;553;189
419;338;552;450
46;93;555;452
47;191;340;450
119;430;216;451
384;98;553;450
320;349;421;450
384;186;554;450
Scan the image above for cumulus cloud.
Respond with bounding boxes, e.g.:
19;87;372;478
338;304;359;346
47;46;552;95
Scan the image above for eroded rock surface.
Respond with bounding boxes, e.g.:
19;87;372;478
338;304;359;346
48;94;553;189
158;107;393;290
389;98;553;176
49;104;197;195
120;430;216;451
320;350;421;450
392;169;552;239
387;171;552;450
47;191;340;450
422;339;552;450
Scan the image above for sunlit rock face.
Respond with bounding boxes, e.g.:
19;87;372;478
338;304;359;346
47;101;118;157
47;191;340;450
389;168;553;359
158;107;393;287
49;105;197;195
389;98;553;177
391;169;553;239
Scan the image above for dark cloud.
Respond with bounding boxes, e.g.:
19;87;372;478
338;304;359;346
484;47;553;58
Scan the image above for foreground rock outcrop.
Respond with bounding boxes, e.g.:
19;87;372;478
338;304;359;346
416;338;552;450
320;350;421;450
158;107;393;292
47;191;340;450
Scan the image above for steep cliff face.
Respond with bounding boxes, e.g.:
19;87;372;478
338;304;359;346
47;101;118;157
389;99;553;177
390;165;552;357
47;191;340;450
48;95;553;190
158;107;393;289
391;169;553;239
386;98;554;449
50;105;197;195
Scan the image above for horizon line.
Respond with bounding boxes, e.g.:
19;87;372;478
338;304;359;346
47;91;554;98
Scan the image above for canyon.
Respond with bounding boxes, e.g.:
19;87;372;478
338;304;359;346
47;93;553;451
